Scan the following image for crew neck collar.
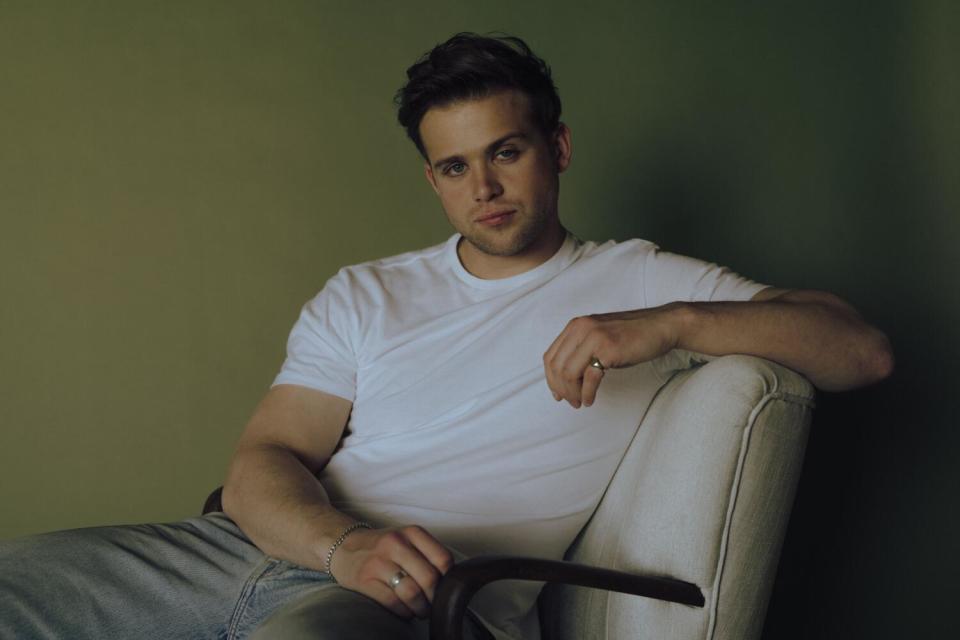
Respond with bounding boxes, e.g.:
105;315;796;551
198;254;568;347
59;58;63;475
446;231;578;290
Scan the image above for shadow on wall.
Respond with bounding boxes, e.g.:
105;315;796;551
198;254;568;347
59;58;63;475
584;134;750;265
576;127;951;638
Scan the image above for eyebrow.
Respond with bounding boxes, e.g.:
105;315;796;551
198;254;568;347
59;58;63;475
432;132;529;171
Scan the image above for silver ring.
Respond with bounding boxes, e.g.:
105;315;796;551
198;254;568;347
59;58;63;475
589;357;606;372
389;569;407;589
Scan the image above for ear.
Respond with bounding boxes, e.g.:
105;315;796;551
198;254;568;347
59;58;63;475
424;162;440;196
553;122;573;174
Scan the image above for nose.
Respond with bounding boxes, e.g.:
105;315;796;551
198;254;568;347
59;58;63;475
472;164;503;202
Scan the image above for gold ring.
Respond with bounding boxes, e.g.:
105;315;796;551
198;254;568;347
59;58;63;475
589;357;606;371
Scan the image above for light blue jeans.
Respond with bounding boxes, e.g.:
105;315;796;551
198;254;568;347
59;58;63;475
0;512;492;640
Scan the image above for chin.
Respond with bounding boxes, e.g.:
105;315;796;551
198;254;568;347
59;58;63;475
457;210;555;258
464;226;537;257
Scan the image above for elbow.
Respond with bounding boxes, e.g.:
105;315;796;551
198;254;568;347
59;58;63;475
220;456;246;519
220;474;238;519
221;483;236;513
865;329;895;383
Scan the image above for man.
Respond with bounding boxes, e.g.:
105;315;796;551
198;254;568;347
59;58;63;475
0;32;892;640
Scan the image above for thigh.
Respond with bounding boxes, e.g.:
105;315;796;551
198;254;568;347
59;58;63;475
246;579;417;640
0;512;263;640
245;579;494;640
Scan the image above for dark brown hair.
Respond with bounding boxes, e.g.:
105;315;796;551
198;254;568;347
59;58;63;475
395;32;562;160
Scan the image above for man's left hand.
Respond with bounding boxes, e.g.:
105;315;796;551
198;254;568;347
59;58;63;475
543;305;682;408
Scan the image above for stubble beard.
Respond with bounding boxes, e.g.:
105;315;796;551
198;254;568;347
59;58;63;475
457;206;556;258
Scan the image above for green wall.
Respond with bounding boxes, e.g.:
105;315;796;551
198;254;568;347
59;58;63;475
1;2;956;637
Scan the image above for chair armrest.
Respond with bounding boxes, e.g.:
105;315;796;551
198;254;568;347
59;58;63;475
429;555;704;640
202;486;223;515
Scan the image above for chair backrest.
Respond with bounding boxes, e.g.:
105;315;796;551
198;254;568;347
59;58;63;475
540;353;815;640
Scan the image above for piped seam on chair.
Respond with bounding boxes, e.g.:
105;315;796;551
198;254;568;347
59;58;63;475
767;389;816;409
705;389;783;640
594;382;811;639
591;375;812;639
588;366;688;639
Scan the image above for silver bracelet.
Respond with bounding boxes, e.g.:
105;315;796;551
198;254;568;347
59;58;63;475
324;521;372;583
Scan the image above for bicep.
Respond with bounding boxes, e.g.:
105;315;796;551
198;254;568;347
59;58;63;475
233;384;352;474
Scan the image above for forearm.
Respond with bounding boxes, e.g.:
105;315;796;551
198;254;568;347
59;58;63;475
222;443;454;618
672;291;894;392
221;444;357;571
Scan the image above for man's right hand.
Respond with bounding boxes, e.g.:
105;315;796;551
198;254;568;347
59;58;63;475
329;525;455;619
222;386;454;619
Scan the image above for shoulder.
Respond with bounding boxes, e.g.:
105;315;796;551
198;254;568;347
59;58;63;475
297;239;451;334
574;236;660;263
324;237;452;302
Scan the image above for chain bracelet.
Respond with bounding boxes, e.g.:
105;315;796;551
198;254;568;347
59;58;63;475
323;521;373;583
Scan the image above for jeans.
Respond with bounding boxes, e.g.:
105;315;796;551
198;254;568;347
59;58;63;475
0;512;492;640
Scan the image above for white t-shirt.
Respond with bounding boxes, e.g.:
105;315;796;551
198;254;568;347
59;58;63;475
272;232;767;639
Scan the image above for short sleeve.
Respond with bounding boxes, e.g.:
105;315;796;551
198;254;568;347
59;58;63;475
643;245;768;307
271;270;358;402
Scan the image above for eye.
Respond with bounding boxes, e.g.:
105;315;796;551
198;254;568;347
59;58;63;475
496;148;519;160
444;162;466;176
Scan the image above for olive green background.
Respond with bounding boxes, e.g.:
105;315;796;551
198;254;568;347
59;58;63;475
1;1;956;638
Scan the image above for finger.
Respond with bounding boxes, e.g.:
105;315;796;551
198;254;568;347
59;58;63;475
402;526;454;574
402;527;453;601
553;332;592;407
386;565;431;619
367;580;416;619
542;323;568;364
544;329;579;405
363;531;432;610
388;533;443;603
543;331;573;401
580;362;605;407
568;335;609;407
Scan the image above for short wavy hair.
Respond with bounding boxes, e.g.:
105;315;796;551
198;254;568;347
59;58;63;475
395;32;562;160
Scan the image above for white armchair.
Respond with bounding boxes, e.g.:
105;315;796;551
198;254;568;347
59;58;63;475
432;352;815;640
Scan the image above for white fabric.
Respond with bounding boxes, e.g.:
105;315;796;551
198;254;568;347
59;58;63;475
540;355;815;640
272;232;767;639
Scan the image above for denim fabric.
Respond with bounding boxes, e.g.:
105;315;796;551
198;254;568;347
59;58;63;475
0;512;492;640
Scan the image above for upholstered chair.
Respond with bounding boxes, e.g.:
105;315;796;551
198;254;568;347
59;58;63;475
431;352;814;640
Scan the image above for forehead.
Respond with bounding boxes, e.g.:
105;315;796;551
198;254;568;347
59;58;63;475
419;90;538;163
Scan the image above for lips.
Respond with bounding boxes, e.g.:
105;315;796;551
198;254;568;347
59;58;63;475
476;209;516;226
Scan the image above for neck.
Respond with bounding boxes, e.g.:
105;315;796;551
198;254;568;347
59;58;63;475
458;221;567;280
